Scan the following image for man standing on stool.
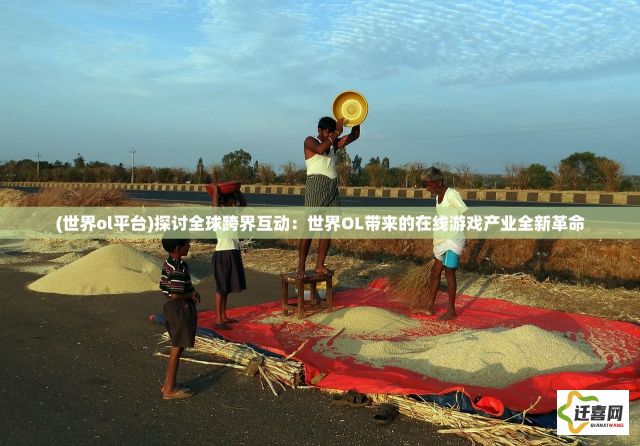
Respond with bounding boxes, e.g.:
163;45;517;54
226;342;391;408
297;116;360;277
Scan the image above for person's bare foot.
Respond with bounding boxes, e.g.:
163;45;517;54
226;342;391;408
314;265;333;275
438;310;457;321
295;268;306;279
162;387;194;400
222;317;239;324
162;385;190;395
421;300;435;316
422;305;434;316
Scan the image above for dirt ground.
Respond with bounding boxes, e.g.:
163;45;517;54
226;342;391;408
6;236;639;332
2;238;637;445
2;185;639;444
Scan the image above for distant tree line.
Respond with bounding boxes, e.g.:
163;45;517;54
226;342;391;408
1;149;637;191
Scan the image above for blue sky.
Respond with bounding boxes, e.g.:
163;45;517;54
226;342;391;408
1;0;639;174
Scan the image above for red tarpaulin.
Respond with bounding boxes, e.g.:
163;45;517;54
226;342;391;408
193;281;640;415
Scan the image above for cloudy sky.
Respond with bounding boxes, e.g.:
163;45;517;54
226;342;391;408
1;0;639;174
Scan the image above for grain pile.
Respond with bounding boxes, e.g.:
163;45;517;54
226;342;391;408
314;323;605;388
307;306;422;337
28;244;173;295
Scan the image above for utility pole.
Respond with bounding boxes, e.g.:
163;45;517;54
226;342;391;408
36;152;41;182
130;148;136;183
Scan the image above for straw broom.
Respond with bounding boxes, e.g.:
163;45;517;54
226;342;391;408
387;259;436;309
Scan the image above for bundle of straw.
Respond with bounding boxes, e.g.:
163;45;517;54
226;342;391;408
159;333;304;392
0;188;28;206
371;394;584;446
387;259;436;309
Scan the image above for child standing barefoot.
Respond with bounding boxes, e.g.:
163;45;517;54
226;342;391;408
211;185;247;330
159;236;200;399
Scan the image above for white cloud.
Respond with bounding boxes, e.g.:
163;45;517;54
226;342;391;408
322;0;640;84
2;0;640;172
6;1;640;94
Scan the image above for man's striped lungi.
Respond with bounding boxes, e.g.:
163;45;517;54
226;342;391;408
304;174;340;207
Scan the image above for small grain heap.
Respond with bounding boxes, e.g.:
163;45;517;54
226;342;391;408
28;244;169;295
307;306;422;337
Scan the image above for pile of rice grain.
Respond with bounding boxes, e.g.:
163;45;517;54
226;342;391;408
307;306;422;337
314;324;606;388
28;244;169;295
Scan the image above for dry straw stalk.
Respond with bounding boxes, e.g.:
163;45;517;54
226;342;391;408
159;332;304;389
371;394;588;446
159;333;588;445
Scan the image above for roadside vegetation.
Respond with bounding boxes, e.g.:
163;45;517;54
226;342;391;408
2;149;638;191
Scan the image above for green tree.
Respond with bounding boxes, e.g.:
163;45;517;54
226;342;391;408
221;149;253;181
15;159;37;181
619;177;634;192
597;158;623;192
114;163;128;182
156;167;174;183
558;152;602;190
364;156;389;187
254;162;276;184
403;162;427;188
280;162;300;185
73;154;85;168
351;154;363;176
384;167;403;187
335;149;352;186
350;154;367;186
194;157;206;184
524;163;553;189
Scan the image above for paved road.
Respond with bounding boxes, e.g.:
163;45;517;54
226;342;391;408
129;190;602;207
11;186;598;207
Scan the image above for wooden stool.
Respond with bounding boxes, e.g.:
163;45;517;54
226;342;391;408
280;270;333;318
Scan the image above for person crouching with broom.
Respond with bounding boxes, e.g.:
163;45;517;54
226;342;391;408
422;167;468;320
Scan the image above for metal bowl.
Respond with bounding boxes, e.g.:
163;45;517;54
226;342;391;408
332;90;368;127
